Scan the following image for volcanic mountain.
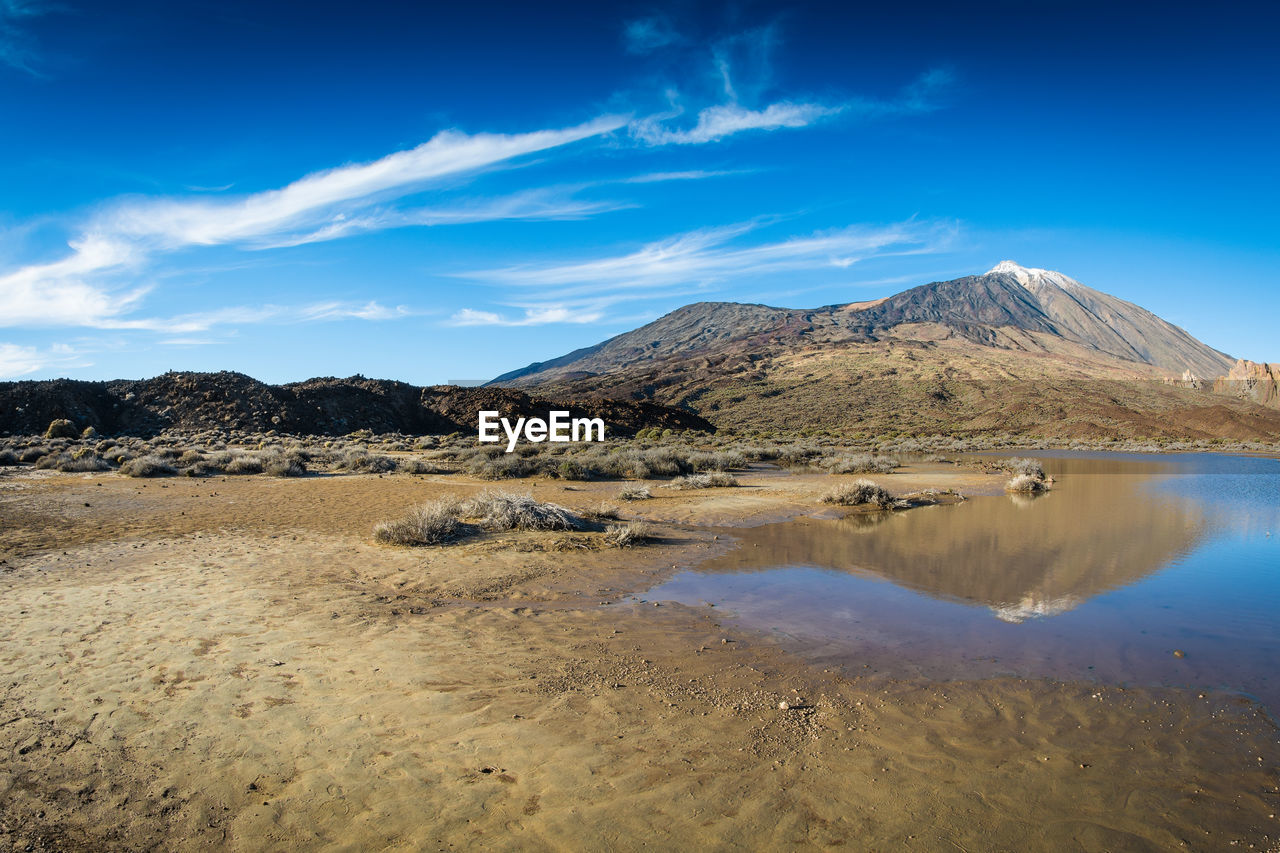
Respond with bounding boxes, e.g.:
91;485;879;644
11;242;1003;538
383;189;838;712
491;262;1280;440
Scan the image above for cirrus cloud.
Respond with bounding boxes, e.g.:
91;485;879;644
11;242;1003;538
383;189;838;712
0;115;627;331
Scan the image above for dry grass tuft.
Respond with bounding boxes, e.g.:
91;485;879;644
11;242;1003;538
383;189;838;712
373;498;462;546
824;453;899;475
821;478;895;508
667;472;738;489
119;455;178;478
995;457;1046;479
341;449;398;474
463;490;580;531
582;502;622;521
1005;473;1051;494
605;521;653;548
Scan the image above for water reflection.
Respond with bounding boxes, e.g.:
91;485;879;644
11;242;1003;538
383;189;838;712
698;462;1209;621
647;453;1280;708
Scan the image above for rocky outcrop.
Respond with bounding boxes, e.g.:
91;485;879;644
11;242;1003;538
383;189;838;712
0;371;713;437
1215;359;1280;408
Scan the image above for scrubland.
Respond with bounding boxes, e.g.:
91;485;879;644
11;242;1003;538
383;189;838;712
2;423;1278;850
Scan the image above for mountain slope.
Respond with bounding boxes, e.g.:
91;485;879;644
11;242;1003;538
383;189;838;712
496;262;1234;386
489;263;1278;440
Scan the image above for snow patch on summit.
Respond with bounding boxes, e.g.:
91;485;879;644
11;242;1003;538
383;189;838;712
987;260;1081;291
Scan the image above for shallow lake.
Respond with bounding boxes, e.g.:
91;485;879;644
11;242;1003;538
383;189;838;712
645;452;1280;711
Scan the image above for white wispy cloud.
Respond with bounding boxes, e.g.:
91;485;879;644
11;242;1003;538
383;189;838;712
0;0;53;75
624;16;682;54
102;300;412;334
465;220;953;298
444;220;955;329
622;169;744;183
104;116;624;249
0;115;627;330
632;101;843;146
0;341;86;378
448;306;604;327
630;67;953;147
259;188;629;249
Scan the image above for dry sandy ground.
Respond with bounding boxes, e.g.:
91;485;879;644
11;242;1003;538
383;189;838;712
1;463;1278;851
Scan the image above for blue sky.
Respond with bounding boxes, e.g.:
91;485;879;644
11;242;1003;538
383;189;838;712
2;0;1277;382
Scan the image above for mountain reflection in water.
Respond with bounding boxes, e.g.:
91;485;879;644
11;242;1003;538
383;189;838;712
696;458;1208;622
646;453;1280;709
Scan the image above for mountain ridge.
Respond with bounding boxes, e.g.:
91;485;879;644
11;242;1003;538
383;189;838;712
0;372;713;437
488;263;1278;441
494;262;1235;386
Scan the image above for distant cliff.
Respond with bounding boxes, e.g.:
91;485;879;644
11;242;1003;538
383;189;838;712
1215;360;1280;408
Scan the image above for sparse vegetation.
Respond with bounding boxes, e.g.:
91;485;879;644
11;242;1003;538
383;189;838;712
56;453;111;473
44;419;78;439
605;521;653;548
469;455;537;479
667;472;738;489
400;458;449;475
340;449;398;474
556;458;591;480
262;451;307;477
463;490;580;531
618;484;652;501
1006;474;1051;494
373;499;462;546
582;502;621;521
821;479;896;508
994;457;1046;479
225;454;265;475
823;453;899;474
119;455;178;478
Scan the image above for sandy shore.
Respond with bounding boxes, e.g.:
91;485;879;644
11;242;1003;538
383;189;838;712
2;463;1277;851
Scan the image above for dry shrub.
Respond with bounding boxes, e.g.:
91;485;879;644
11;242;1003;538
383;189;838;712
401;458;450;475
469;455;537;479
995;457;1045;479
605;521;653;548
667;472;738;490
618;484;652;501
44;419;78;439
225;454;264;475
120;455;178;478
824;453;899;475
341;448;398;474
463;490;579;531
1005;474;1051;494
556;458;592;480
582;502;621;521
688;450;747;472
821;479;895;508
373;499;462;546
57;453;111;473
263;452;306;477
